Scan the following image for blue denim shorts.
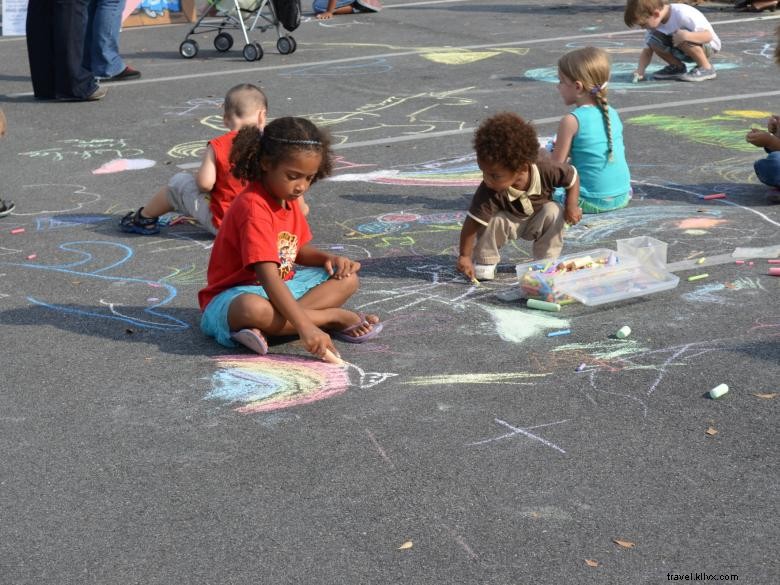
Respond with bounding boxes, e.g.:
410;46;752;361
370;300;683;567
201;267;331;347
646;30;713;63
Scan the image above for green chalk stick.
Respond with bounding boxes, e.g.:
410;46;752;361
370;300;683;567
688;273;709;282
527;298;561;312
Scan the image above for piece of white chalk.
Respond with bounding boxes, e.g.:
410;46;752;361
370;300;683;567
615;326;631;339
709;384;729;399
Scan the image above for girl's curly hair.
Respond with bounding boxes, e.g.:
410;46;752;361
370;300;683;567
230;117;333;183
473;112;539;171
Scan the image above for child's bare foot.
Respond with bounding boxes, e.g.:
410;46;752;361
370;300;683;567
333;312;383;343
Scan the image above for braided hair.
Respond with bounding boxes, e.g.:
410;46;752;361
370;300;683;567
558;47;614;160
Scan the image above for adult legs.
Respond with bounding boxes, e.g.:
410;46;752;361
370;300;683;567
26;0;57;99
84;0;126;78
53;0;99;99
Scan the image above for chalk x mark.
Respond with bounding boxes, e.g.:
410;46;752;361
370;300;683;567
468;418;568;453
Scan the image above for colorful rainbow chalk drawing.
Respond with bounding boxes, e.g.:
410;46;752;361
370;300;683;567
93;158;156;174
1;241;188;331
206;355;397;413
627;110;773;153
19;139;144;162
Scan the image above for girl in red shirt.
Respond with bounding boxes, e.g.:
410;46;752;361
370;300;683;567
199;117;382;361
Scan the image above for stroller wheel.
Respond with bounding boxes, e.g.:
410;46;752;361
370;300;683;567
179;39;199;59
243;42;263;62
277;36;295;56
214;32;234;53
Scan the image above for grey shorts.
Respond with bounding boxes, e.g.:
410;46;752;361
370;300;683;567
646;30;714;63
165;172;217;235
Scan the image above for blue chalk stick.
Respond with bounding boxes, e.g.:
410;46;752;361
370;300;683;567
547;329;571;337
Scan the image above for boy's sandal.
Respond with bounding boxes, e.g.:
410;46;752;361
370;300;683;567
333;314;384;344
230;328;269;355
0;199;15;217
119;207;159;235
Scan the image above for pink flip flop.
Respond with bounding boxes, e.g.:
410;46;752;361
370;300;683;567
333;317;384;344
230;328;269;355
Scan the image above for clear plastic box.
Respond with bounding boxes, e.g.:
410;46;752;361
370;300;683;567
616;236;668;278
514;245;679;306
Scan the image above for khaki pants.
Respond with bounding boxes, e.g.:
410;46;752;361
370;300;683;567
473;202;565;264
166;172;217;235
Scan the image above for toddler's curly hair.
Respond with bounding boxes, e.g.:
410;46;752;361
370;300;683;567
473;112;539;171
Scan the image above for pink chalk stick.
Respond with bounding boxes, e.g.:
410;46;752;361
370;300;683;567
26;254;37;260
769;259;780;265
769;267;780;277
735;260;745;265
748;262;754;266
700;193;726;200
10;228;25;234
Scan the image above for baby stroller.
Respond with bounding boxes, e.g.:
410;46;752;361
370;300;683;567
179;0;301;62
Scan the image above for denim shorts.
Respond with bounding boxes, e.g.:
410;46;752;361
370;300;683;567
201;267;331;347
646;30;713;63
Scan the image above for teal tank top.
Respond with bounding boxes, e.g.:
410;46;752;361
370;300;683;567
570;105;631;200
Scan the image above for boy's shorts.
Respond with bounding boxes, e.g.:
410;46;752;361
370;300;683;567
200;267;331;348
166;172;217;235
646;31;714;63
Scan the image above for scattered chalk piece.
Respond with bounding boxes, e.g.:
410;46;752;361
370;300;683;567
470;277;480;286
735;260;745;265
576;363;587;372
687;273;709;282
748;261;754;266
10;228;25;234
768;267;780;277
615;325;631;339
696;257;706;265
709;383;729;399
768;259;780;265
547;329;571;337
527;298;561;312
26;254;37;260
698;193;726;200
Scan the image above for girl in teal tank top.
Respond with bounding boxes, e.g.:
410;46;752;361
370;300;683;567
550;47;631;213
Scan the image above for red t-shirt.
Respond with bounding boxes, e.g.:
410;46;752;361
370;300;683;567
198;182;312;311
208;130;248;229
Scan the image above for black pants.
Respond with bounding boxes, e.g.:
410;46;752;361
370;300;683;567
26;0;97;99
